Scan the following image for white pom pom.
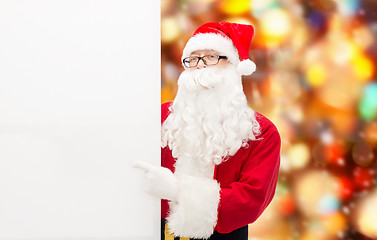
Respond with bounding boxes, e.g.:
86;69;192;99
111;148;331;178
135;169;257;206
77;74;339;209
237;59;256;76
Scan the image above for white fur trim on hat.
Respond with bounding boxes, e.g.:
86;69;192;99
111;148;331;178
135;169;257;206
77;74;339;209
238;59;256;75
167;175;221;239
182;33;240;67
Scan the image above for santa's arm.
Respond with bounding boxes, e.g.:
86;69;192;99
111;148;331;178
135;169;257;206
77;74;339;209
215;125;281;233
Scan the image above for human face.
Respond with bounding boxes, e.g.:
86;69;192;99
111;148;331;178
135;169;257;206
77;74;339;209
189;50;229;69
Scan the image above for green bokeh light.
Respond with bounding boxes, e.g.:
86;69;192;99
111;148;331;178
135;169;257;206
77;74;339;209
359;82;377;121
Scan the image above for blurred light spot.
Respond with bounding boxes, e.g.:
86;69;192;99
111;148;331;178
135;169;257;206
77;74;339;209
318;76;360;111
354;189;377;238
306;63;326;87
164;62;180;82
161;17;181;44
313;0;337;11
353;26;375;49
218;0;251;16
313;141;345;166
251;0;279;18
352;141;375;167
320;212;347;235
313;142;330;165
279;153;291;172
260;9;291;47
336;176;354;201
307;11;327;32
320;131;334;145
318;194;340;215
288;143;310;169
364;122;377;144
294;170;338;218
336;0;360;16
353;166;375;190
359;83;377;121
330;40;354;65
277;193;296;216
351;53;374;81
185;0;217;15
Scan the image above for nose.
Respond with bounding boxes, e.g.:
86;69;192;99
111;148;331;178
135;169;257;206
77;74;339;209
196;58;206;69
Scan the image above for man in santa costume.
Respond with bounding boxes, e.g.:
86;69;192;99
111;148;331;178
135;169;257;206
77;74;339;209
134;22;281;240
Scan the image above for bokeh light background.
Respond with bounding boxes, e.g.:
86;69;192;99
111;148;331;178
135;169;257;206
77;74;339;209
161;0;377;239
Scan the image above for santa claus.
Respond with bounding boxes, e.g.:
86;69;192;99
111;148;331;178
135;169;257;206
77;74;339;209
134;22;281;240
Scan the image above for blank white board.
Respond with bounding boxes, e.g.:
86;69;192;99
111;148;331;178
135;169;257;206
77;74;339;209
0;1;160;239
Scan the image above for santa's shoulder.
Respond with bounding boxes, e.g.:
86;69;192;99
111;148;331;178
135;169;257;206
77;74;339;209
253;111;280;136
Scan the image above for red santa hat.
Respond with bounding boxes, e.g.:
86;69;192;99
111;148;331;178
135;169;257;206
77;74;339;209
182;21;256;75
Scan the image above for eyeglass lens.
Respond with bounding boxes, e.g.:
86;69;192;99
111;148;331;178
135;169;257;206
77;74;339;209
184;55;221;68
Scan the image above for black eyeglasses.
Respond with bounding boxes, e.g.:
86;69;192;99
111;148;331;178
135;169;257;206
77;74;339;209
183;55;228;68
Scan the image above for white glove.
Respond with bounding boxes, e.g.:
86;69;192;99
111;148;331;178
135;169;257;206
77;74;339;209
133;161;177;201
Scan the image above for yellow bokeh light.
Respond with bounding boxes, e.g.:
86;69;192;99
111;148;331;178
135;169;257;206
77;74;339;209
260;9;291;47
161;16;181;44
294;170;338;218
306;64;326;87
359;214;377;238
320;212;347;235
330;39;374;81
260;9;291;37
355;190;377;238
218;0;251;15
288;143;310;169
351;53;374;82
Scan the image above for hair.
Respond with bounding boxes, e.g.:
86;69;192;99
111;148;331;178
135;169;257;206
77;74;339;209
161;64;260;168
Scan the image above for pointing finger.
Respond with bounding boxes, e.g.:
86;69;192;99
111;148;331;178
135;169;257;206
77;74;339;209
133;161;154;172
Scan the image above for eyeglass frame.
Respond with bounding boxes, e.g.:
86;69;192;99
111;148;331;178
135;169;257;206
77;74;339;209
182;55;228;68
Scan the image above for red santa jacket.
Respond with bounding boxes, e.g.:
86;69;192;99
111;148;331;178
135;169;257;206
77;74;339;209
161;102;280;238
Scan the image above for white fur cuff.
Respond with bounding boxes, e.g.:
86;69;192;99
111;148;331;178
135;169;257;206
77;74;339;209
167;175;221;239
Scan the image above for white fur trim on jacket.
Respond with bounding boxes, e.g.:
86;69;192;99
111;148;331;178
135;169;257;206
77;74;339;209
182;33;240;67
167;175;221;239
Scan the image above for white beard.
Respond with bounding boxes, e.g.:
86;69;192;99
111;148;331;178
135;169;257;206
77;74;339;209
161;65;260;177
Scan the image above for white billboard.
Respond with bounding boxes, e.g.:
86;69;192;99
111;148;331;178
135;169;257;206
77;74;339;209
0;1;160;239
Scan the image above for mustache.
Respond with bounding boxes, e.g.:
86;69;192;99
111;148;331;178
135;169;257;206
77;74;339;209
178;67;224;91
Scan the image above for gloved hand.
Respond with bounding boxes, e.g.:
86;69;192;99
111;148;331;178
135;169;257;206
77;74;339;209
133;161;177;201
